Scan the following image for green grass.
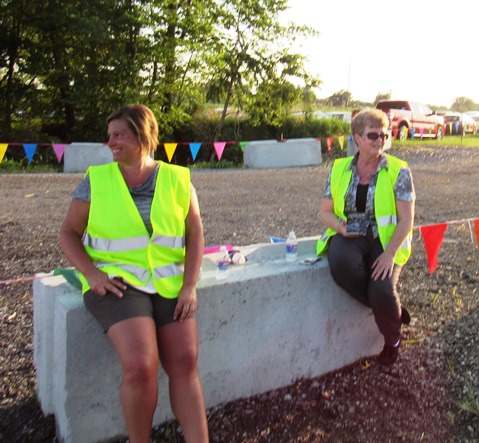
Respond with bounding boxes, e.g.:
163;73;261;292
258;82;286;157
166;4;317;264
393;134;479;148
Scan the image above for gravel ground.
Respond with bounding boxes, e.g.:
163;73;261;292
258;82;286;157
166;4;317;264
1;145;478;442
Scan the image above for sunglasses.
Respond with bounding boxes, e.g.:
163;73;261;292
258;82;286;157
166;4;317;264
364;131;389;141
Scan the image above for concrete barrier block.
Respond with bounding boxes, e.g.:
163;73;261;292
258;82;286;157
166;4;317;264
243;138;322;169
64;143;112;173
33;239;383;442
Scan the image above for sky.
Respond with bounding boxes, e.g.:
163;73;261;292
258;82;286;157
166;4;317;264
282;0;479;107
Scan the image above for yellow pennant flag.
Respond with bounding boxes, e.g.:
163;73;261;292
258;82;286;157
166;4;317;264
0;143;8;162
338;136;345;150
163;143;178;163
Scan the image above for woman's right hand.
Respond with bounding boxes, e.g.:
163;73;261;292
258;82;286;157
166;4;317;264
85;269;126;298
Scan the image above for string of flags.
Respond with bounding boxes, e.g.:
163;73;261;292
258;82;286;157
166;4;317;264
419;217;479;274
0;135;351;164
1;217;477;286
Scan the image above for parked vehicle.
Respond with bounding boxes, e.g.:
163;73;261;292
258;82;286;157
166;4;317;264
375;100;444;140
464;111;479;131
319;111;352;124
439;111;477;135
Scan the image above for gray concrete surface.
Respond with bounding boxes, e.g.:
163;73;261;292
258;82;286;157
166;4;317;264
63;143;113;173
243;139;322;169
33;239;383;443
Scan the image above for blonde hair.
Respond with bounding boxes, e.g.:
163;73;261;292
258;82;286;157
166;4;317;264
107;104;159;155
351;108;389;135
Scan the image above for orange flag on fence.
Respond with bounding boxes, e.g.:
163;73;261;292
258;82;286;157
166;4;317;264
325;137;333;153
420;223;448;274
474;219;479;250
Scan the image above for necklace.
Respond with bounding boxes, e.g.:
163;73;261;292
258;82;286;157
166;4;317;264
357;161;378;180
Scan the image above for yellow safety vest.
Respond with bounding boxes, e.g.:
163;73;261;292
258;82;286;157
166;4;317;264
316;154;412;266
79;161;190;298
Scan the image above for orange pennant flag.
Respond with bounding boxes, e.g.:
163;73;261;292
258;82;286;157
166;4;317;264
325;137;333;153
213;142;226;161
392;128;398;140
0;143;8;162
163;143;178;163
420;223;448;274
474;219;479;250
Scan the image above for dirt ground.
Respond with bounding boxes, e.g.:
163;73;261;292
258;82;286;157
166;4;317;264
1;145;479;442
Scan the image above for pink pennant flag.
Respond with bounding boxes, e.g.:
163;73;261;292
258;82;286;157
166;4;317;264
419;128;424;139
163;143;178;163
52;144;67;163
0;143;8;162
189;143;202;161
213;142;226;161
420;223;448;274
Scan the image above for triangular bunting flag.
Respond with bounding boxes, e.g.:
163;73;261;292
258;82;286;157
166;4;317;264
325;137;333;153
189;143;202;161
410;128;416;139
213;142;226;161
239;141;251;152
0;143;8;162
419;128;424;139
420;223;448;274
338;136;344;150
163;143;178;163
474;219;479;250
52;144;67;163
23;144;37;164
392;128;398;140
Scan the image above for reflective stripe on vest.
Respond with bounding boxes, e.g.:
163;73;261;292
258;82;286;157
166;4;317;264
316;154;412;266
80;161;190;297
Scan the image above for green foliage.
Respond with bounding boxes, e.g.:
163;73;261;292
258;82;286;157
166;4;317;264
451;96;477;112
0;0;319;146
457;385;479;417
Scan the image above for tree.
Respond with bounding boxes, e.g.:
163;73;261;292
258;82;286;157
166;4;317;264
204;0;320;140
327;90;352;107
451;96;476;113
374;92;391;105
0;0;321;142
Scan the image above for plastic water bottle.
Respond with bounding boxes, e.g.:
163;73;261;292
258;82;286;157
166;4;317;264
285;231;298;261
216;245;230;280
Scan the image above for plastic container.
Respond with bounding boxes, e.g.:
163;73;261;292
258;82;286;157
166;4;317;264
285;231;298;261
216;245;230;279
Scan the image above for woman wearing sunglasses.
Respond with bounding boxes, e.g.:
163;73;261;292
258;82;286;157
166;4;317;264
317;108;415;365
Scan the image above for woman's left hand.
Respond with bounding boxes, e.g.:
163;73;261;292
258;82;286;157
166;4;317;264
371;251;395;281
174;284;198;322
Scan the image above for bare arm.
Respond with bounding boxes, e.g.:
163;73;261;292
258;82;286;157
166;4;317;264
371;199;415;281
319;197;347;236
59;199;125;297
174;187;204;322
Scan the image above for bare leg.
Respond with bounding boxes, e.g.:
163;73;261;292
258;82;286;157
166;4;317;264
157;318;209;443
108;317;160;443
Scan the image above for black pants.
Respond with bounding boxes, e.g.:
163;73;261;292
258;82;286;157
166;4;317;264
327;228;402;346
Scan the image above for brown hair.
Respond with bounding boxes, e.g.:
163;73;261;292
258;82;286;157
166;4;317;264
351;108;389;135
107;104;159;155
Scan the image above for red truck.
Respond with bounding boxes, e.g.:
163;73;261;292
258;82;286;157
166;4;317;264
375;100;444;140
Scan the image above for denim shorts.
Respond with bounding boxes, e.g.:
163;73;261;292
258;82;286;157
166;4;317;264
83;283;178;333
